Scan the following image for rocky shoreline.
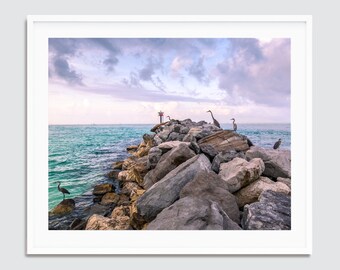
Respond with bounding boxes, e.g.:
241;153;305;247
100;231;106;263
49;118;291;230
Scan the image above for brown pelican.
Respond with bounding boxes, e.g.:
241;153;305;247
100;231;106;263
207;110;221;128
57;181;70;200
231;118;237;131
273;138;282;149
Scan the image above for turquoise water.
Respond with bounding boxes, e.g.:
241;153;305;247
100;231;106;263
48;123;290;210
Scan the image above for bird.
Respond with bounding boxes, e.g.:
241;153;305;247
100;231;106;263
231;118;237;131
167;115;171;121
273;138;282;149
207;110;221;128
57;181;70;200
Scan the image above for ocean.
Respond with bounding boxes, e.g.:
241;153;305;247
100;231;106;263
48;123;290;210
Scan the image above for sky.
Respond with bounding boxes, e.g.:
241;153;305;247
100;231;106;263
48;38;290;124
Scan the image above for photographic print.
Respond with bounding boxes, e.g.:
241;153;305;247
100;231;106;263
48;37;291;231
27;16;311;254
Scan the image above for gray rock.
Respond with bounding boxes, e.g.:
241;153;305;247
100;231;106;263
153;135;163;146
277;177;291;189
211;150;246;173
173;125;181;133
143;143;196;189
158;141;190;153
180;171;240;223
218;157;265;193
246;146;291;178
137;154;211;222
189;139;201;154
147;146;163;170
182;127;202;142
166;132;181;141
147;196;241;230
179;126;190;134
158;129;171;141
242;190;291;230
235;176;291;208
200;144;218;161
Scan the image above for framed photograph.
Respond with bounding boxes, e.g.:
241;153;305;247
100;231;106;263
27;15;312;254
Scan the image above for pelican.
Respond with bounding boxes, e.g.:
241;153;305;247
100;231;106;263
231;118;237;131
207;110;221;128
57;181;70;200
273;138;282;150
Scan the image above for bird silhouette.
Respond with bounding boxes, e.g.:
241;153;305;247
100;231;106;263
273;138;282;149
231;118;237;131
207;110;221;128
57;181;70;200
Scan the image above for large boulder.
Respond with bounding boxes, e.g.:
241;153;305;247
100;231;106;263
146;146;163;169
234;176;291;208
211;150;246;173
49;199;75;216
158;141;190;153
218;157;265;193
182;127;203;142
246;146;291;178
137;154;211;222
143;143;196;189
198;130;250;153
147;196;241;230
200;144;218;161
180;171;240;224
277;177;291;189
242;190;291;230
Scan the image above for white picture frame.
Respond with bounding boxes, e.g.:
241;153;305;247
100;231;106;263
27;15;312;255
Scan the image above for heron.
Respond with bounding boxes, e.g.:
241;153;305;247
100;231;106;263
167;115;171;121
207;110;221;128
231;118;237;131
273;138;282;150
57;181;70;200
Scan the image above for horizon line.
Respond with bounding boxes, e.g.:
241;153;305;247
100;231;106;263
48;122;291;126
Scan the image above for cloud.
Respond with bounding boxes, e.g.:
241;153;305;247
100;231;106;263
215;38;290;107
89;39;121;72
53;57;83;85
188;56;210;85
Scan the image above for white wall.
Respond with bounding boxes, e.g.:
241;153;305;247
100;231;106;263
0;0;337;269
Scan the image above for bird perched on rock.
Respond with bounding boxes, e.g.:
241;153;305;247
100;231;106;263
207;110;221;128
231;118;237;131
57;181;70;200
167;115;171;121
273;138;282;149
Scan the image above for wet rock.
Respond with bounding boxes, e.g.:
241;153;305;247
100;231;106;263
246;146;291;178
112;161;123;170
218;157;265;193
198;130;250;153
122;156;138;170
100;192;120;205
242;190;291;230
93;183;113;195
180;171;240;223
49;199;75;216
127;145;138;154
117;194;130;206
133;134;154;157
106;170;120;179
211;150;246;173
235;176;291;208
85;203;113;217
69;218;86;230
137;154;211;222
147;197;241;230
121;181;143;196
143;143;196;189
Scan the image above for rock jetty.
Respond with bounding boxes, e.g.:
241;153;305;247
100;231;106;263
49;118;291;230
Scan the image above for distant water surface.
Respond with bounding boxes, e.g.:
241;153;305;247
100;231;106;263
48;123;290;210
